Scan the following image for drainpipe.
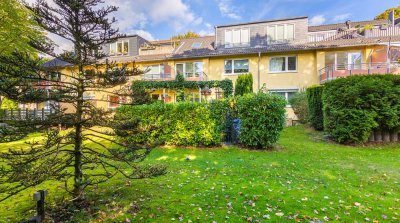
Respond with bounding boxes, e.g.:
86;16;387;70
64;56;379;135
258;52;261;90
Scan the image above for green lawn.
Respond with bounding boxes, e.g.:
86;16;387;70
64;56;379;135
1;126;400;222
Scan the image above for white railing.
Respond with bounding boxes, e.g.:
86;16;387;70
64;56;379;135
319;62;400;83
0;108;55;121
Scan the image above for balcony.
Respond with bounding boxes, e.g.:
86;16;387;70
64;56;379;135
319;62;400;83
142;73;174;81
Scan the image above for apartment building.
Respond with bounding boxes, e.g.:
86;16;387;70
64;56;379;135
38;16;400;118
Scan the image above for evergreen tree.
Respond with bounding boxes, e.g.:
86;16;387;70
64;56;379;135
0;0;165;203
234;73;253;96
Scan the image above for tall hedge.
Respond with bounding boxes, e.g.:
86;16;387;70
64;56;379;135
116;102;222;146
306;85;324;130
323;75;400;144
234;73;253;96
236;93;286;149
289;92;308;123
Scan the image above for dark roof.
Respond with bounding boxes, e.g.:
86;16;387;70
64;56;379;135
42;58;72;68
309;19;388;32
215;16;308;28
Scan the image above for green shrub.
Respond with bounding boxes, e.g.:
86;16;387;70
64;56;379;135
323;75;400;144
236;93;286;149
234;73;253;96
0;97;17;109
116;102;222;146
306;85;324;130
289;92;308;123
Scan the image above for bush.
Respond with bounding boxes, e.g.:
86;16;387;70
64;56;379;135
306;85;324;130
323;75;400;144
289;92;308;123
116;102;222;146
0;97;17;109
234;73;253;96
236;93;286;149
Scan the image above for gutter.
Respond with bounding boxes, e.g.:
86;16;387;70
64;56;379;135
258;52;261;90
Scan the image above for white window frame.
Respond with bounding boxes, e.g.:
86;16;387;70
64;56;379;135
225;28;250;48
269;56;298;73
224;59;250;75
267;24;295;44
268;89;299;107
109;40;129;56
175;62;203;77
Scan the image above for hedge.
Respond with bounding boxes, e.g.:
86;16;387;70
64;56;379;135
323;75;400;144
131;78;233;98
116;102;222;146
289;91;308;123
236;93;286;149
306;85;324;130
234;73;253;96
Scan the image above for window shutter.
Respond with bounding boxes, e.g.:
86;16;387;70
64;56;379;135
225;30;232;46
241;29;249;44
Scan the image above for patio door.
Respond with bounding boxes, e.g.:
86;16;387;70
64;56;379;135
348;52;362;69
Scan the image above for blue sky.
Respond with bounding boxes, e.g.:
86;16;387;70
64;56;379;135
103;0;398;41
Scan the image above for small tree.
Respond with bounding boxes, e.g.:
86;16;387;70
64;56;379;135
234;73;253;96
289;92;309;123
0;0;165;203
375;6;400;20
171;31;200;40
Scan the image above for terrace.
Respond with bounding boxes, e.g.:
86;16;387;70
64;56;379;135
319;62;400;83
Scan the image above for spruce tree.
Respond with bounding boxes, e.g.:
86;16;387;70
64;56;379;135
0;0;165;202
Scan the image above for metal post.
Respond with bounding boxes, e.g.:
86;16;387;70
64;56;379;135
21;190;48;223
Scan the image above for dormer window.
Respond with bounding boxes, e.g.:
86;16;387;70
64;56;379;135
267;24;294;44
110;40;129;55
225;28;250;48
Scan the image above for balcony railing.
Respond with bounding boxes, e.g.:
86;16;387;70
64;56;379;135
184;72;208;81
142;73;173;81
319;62;400;83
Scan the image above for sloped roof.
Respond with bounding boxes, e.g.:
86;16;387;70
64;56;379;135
42;58;72;68
309;19;388;32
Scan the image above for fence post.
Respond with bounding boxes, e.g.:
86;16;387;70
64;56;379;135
21;190;48;223
41;108;45;121
10;109;14;120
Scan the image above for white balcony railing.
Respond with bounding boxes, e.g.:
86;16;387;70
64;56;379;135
319;62;400;83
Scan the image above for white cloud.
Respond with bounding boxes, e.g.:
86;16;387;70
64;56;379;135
333;13;351;23
217;0;241;20
309;15;326;26
128;30;155;41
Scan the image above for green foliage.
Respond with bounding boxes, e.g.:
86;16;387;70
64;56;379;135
289;92;309;123
0;97;17;109
131;79;233;98
234;73;253;96
0;0;45;54
375;6;400;20
236;93;286;149
116;102;222;146
175;73;185;82
306;85;324;131
171;31;200;40
131;84;154;105
209;99;233;141
323;75;400;144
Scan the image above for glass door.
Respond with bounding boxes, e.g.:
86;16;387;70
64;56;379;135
348;52;362;69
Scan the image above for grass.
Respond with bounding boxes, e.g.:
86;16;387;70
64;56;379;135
1;126;400;222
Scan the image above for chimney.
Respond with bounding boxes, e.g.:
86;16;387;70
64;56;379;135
389;10;395;26
345;20;352;29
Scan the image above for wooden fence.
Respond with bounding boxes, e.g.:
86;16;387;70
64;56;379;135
0;108;54;121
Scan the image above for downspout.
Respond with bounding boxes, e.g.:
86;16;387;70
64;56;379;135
258;52;261;90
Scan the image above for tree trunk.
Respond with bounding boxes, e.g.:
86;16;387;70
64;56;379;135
73;86;84;201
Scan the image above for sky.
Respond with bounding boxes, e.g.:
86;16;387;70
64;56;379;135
25;0;399;52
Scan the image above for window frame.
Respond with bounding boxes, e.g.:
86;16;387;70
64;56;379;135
224;28;250;48
109;40;129;56
268;89;299;107
175;62;204;78
224;59;250;75
267;24;295;44
268;56;298;73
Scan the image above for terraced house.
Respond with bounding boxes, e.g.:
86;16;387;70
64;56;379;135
35;15;400;119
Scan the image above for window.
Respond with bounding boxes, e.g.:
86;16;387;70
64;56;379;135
325;51;363;70
269;56;297;72
224;59;249;74
269;90;298;105
225;28;250;48
267;24;295;44
109;40;129;55
175;62;203;78
192;42;202;48
144;64;165;79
